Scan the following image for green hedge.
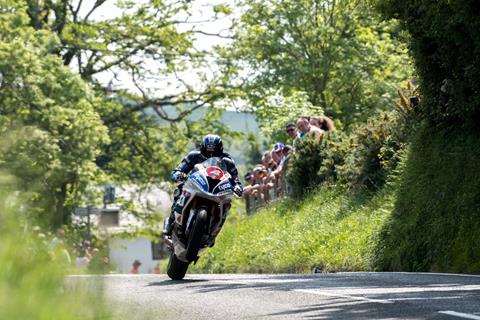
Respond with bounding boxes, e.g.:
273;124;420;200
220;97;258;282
374;125;480;272
378;0;480;126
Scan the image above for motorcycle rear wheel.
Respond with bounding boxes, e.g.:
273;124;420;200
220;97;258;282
166;252;190;280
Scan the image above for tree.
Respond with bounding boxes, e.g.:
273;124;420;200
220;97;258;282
18;0;239;184
0;1;109;227
23;0;235;121
226;0;413;128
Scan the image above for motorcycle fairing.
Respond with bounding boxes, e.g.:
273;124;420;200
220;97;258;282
189;171;208;192
212;179;232;195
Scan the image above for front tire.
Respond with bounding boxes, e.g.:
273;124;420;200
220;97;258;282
166;252;190;280
185;209;208;261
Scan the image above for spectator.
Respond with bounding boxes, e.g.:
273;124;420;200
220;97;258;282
260;152;277;195
296;117;324;142
244;171;254;186
285;123;301;150
48;228;65;251
243;171;261;200
75;240;92;269
131;260;142;274
75;248;91;269
271;143;294;194
261;151;277;172
271;143;285;168
152;262;161;274
271;143;292;173
253;164;274;201
48;228;71;267
285;123;297;139
310;115;335;132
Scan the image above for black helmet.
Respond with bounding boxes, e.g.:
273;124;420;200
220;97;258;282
200;134;223;157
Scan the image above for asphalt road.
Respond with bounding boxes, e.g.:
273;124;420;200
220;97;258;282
69;272;480;320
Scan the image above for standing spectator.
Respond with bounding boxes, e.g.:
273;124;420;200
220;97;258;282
131;260;142;274
296;117;324;142
152;262;161;274
271;143;294;196
310;115;335;132
271;143;286;168
243;171;263;201
260;152;277;199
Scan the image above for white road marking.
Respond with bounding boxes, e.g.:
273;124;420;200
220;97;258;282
293;289;394;304
214;278;313;285
438;311;480;320
338;272;480;279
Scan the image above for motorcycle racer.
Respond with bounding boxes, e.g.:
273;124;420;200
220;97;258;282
163;134;243;236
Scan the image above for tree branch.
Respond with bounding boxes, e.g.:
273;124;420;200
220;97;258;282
84;0;107;22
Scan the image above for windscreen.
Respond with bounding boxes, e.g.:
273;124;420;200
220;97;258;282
200;157;228;172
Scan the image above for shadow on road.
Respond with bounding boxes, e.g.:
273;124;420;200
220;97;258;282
147;279;209;287
145;273;480;319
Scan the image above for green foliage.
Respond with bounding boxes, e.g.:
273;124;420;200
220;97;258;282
95;102;181;183
378;0;480;126
0;1;230;230
0;174;109;319
192;186;394;273
0;6;109;226
286;82;417;193
286;137;325;198
245;91;324;139
336;112;404;190
374;126;480;272
245;132;262;168
373;0;480;272
228;0;413;127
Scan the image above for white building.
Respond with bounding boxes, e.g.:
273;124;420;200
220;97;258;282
97;185;171;274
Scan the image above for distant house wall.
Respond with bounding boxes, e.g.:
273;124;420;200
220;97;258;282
109;238;158;274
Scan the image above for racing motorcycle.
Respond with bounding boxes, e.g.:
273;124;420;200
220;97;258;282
164;157;236;280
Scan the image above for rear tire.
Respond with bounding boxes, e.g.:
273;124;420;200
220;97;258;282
166;252;190;280
185;209;208;262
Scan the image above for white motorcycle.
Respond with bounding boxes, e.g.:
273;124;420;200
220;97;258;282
165;157;235;280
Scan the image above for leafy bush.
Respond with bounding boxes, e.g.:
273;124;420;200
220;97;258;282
286;82;418;193
337;112;401;190
286;137;325;198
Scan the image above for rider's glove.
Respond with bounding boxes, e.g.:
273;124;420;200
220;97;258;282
233;183;243;198
174;172;187;182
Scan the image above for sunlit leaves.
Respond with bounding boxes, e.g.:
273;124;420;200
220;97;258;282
227;0;413;128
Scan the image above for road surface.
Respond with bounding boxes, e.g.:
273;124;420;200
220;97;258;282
69;272;480;319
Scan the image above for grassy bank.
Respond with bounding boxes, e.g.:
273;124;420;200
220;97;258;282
374;125;480;272
192;186;395;273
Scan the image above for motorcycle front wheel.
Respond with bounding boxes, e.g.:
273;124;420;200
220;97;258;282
185;209;208;262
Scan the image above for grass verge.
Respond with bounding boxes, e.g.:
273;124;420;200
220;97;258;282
191;186;395;273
